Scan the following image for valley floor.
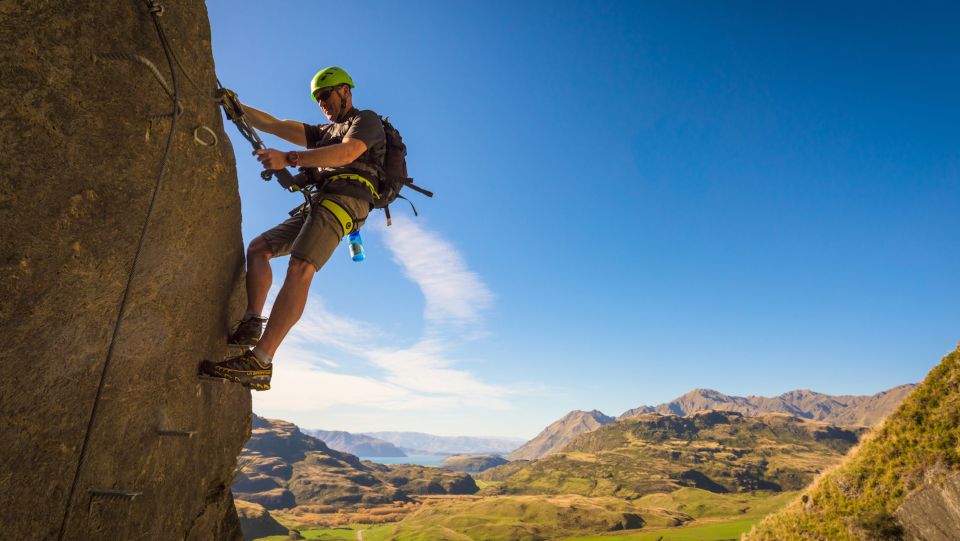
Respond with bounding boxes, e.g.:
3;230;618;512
251;490;797;541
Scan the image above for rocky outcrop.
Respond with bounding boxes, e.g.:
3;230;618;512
895;474;960;541
1;2;250;540
508;410;615;460
235;499;288;541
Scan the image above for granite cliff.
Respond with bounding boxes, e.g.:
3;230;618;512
1;2;251;539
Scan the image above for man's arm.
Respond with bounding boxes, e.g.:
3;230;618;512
241;103;307;147
254;139;367;170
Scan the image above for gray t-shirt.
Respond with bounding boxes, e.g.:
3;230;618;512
304;108;386;180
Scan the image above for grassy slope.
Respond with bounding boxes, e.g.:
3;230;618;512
378;495;692;541
744;347;960;540
253;524;394;540
562;517;759;541
481;411;859;499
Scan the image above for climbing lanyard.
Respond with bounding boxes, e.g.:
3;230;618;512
215;80;298;191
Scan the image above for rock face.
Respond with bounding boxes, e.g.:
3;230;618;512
508;410;615;460
1;2;250;540
895;474;960;541
620;385;915;426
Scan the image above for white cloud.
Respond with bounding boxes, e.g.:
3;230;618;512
253;221;512;419
377;217;493;325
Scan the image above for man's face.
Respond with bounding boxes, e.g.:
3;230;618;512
314;85;345;121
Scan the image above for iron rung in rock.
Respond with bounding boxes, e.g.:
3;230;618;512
89;489;143;501
157;429;197;438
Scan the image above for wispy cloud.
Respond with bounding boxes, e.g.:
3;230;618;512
379;217;493;325
254;217;512;419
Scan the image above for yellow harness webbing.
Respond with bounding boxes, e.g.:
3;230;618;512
319;199;356;236
327;173;380;200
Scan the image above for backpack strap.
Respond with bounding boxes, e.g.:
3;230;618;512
402;179;434;198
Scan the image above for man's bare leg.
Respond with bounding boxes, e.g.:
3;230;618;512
256;256;317;357
245;236;274;315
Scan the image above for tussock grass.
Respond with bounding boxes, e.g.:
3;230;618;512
744;347;960;540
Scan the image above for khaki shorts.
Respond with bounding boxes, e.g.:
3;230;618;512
261;194;371;270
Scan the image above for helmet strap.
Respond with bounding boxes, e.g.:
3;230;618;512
334;86;350;122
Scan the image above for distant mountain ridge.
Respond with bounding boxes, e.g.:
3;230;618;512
512;385;912;461
363;431;526;455
619;385;915;426
508;410;614;461
303;429;407;457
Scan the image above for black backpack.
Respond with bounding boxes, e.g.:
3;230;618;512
376;116;433;225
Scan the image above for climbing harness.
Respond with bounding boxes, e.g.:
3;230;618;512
318;198;359;236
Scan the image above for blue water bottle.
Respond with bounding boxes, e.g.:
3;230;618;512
348;231;366;262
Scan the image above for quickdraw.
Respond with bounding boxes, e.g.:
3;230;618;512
215;80;298;191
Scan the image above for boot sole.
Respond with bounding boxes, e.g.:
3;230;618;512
211;367;271;390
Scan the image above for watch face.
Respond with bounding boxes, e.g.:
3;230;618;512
286;151;298;165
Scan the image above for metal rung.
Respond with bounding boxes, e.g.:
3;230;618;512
157;429;197;438
89;489;142;501
198;375;229;384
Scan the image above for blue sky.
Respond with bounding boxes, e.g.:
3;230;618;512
206;1;959;438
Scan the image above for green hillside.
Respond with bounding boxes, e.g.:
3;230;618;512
744;346;960;540
480;410;862;499
384;495;691;541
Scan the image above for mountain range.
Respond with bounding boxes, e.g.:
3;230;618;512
509;385;913;461
619;385;915;425
362;431;526;455
302;429;407;457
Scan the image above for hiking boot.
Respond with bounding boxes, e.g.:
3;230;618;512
228;315;267;347
199;350;272;391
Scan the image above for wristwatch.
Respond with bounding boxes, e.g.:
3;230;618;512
285;151;300;167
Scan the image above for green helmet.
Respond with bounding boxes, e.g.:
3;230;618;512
310;66;355;99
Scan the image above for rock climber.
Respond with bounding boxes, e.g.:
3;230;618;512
200;66;385;390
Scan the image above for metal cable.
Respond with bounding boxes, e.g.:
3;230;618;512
57;1;181;538
93;52;174;100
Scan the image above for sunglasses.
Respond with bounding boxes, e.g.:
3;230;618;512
314;87;338;102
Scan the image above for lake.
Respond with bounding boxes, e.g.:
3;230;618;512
359;454;448;467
